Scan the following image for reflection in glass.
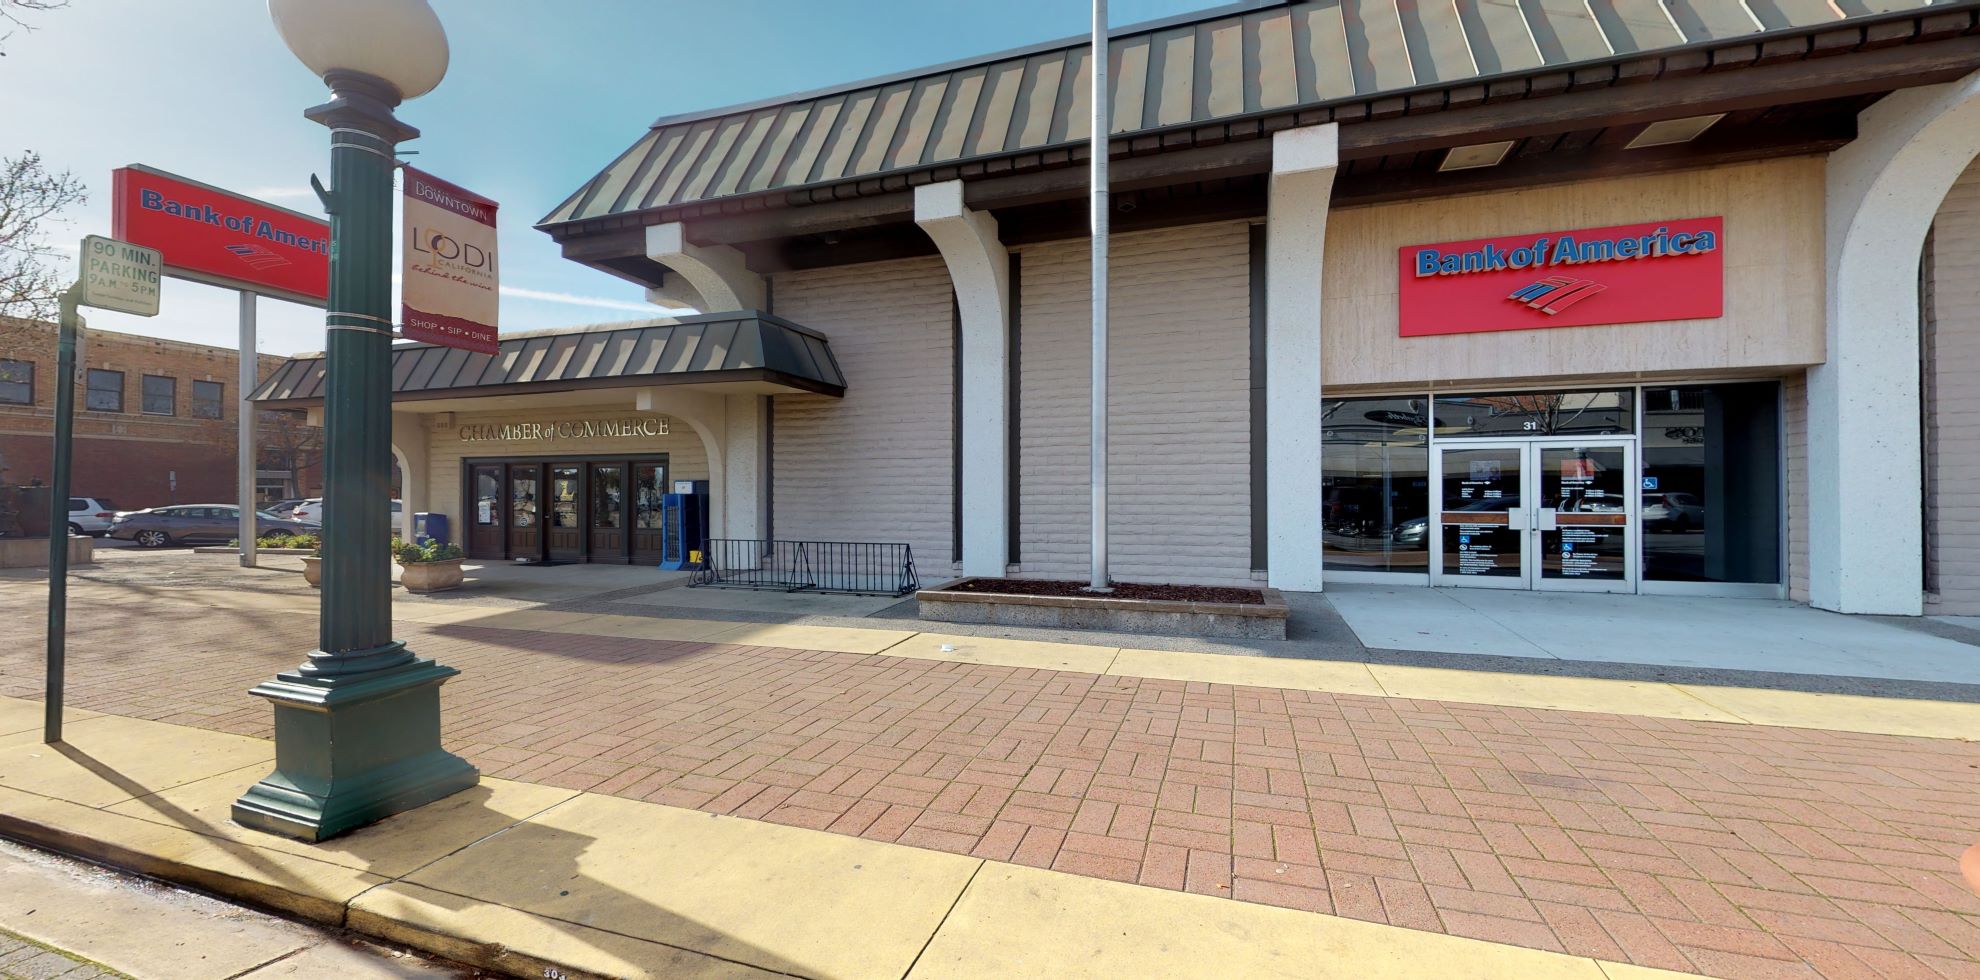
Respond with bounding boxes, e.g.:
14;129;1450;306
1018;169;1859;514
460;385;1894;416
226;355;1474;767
511;472;538;528
551;467;580;529
1322;397;1430;572
635;464;666;529
1435;389;1634;437
1438;447;1522;578
1642;383;1781;583
592;465;623;529
1540;446;1627;581
474;471;500;526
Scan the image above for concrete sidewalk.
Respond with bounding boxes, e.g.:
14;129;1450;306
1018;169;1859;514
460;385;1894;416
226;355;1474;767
0;699;1686;980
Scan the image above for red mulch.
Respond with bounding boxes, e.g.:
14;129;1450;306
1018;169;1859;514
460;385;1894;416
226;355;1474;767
940;578;1265;605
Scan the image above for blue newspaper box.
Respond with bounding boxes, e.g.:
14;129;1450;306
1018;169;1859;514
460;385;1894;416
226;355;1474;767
658;480;710;570
413;512;450;545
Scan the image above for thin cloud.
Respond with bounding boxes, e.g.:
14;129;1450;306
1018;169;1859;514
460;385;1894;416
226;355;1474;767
499;285;655;313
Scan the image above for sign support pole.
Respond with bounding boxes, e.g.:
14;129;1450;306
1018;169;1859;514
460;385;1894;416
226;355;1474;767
44;283;81;745
1087;0;1111;593
239;290;258;567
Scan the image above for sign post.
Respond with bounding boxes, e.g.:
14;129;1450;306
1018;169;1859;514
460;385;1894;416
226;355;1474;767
47;236;161;744
111;165;330;567
239;291;258;566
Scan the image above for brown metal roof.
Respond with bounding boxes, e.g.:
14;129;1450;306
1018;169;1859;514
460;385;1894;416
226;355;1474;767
249;312;847;404
542;0;1931;228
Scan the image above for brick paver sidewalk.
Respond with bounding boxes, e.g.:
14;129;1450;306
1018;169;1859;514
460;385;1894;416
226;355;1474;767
4;582;1978;980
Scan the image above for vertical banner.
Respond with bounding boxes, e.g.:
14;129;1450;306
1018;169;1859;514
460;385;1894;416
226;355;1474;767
402;167;499;353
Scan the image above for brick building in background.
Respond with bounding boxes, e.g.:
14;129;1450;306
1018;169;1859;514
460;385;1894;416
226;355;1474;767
0;316;321;511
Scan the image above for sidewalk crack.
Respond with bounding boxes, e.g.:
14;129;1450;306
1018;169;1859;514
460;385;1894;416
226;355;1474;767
898;859;983;980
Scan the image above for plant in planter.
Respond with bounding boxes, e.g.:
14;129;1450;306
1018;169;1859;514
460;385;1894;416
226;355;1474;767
395;538;467;594
300;545;323;587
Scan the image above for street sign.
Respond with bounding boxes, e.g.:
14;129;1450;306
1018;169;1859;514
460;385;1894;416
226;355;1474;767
78;235;162;316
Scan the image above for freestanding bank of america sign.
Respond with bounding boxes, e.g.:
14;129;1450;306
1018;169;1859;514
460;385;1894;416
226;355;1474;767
1397;217;1723;337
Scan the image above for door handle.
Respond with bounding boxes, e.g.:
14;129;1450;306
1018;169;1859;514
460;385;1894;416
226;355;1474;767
1508;507;1530;531
1537;509;1559;531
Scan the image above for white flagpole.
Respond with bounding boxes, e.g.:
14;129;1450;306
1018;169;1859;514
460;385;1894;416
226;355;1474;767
1088;0;1110;592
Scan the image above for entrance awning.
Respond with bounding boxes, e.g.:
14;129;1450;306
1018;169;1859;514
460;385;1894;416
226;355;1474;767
249;310;846;407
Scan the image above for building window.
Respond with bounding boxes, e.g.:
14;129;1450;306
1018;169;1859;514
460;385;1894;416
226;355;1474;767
0;359;30;405
1322;397;1431;573
142;375;176;415
1434;389;1635;437
85;369;123;412
191;380;224;419
1641;382;1782;584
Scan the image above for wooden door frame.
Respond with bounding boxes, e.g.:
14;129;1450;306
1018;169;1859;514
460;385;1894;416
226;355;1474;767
463;452;674;565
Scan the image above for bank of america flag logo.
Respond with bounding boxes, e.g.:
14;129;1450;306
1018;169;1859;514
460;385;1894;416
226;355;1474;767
224;243;291;272
1508;276;1606;315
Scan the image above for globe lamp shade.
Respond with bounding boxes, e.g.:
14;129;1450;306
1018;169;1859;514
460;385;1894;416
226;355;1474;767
268;0;449;100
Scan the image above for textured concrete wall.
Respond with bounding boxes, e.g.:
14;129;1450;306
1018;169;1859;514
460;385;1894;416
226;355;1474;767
769;255;958;569
1785;372;1810;604
1015;220;1253;586
1926;160;1980;613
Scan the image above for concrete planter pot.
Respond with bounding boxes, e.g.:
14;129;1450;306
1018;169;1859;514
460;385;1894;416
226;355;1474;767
917;579;1289;640
397;557;465;594
300;555;322;587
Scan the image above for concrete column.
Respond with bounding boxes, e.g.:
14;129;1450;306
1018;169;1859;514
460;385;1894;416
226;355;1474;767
1813;70;1980;614
1263;123;1338;593
646;222;765;312
722;394;769;540
389;411;429;535
914;179;1010;577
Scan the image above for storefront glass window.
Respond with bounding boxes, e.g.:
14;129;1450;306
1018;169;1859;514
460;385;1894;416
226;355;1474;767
1322;397;1430;573
1641;382;1781;584
511;471;538;528
592;465;623;529
634;464;665;529
1435;389;1634;437
550;467;581;528
474;471;500;526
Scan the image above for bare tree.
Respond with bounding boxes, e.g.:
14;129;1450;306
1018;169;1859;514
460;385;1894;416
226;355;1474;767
0;152;87;322
258;409;323;498
0;0;67;54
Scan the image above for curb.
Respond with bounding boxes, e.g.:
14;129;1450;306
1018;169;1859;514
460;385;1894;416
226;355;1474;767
0;804;610;980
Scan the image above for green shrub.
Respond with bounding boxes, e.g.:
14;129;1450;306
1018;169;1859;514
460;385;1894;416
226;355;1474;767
395;539;465;564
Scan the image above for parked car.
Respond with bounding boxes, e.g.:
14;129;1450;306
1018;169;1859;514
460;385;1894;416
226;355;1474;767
264;498;309;520
290;498;404;535
109;505;318;548
1643;492;1706;532
66;497;118;537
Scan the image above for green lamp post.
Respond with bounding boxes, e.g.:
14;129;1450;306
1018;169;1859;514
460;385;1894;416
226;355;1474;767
232;0;477;842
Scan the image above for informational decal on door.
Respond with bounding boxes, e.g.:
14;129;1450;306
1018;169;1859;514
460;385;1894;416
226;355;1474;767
1398;217;1723;337
402;168;499;354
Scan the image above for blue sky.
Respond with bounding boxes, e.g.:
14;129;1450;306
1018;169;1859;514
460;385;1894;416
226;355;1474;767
1;0;1206;356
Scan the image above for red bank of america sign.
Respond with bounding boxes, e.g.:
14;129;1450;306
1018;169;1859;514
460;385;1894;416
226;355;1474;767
111;165;329;305
1397;217;1723;337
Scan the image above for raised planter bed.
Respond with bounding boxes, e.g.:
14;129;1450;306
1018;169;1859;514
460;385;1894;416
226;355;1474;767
0;536;93;569
192;547;316;555
917;577;1287;640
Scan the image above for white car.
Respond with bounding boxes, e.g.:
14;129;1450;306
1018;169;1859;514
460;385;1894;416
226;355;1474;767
289;498;405;535
66;497;119;537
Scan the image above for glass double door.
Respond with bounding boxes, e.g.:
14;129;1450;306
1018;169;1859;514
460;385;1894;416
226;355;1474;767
1430;440;1638;593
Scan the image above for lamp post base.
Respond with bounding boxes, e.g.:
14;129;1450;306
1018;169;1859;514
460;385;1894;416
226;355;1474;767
231;658;478;842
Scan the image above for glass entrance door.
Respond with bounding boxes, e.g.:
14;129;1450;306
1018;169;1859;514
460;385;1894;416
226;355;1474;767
1431;440;1637;593
1432;443;1528;588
